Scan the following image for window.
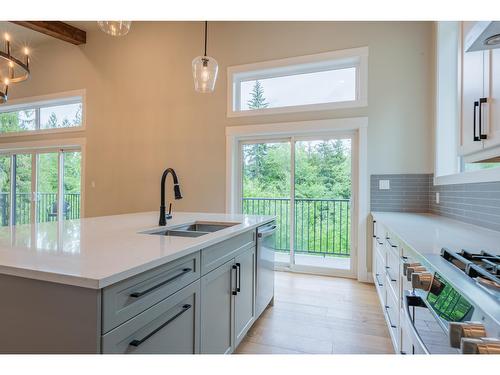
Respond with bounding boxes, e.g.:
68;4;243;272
0;148;82;226
0;92;84;136
227;47;368;117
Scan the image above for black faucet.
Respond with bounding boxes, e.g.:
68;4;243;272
159;168;183;226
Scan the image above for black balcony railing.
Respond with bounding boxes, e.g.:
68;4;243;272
242;197;350;257
0;192;81;226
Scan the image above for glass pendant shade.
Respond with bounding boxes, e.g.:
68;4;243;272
97;21;132;37
192;56;218;93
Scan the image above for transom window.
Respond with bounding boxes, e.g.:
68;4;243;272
0;93;83;135
227;47;368;117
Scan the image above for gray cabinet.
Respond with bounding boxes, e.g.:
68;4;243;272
200;245;256;354
234;246;255;347
200;259;235;354
102;280;201;354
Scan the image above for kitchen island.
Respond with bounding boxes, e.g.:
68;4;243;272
0;212;275;354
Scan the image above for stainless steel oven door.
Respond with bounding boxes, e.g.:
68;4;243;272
403;290;460;354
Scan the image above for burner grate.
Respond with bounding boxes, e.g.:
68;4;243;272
441;248;500;286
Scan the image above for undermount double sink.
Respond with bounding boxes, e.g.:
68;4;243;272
143;221;239;238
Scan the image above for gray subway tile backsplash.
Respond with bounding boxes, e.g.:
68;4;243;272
371;173;500;231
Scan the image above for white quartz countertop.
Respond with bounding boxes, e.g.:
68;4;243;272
371;212;500;256
0;212;274;289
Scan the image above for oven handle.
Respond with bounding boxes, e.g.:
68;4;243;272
402;291;430;355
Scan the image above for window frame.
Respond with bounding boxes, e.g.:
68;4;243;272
0;89;86;138
0;137;86;221
227;47;368;118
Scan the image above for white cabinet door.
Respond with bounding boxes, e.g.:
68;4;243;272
484;49;500;150
461;22;489;155
200;259;235;354
234;246;256;347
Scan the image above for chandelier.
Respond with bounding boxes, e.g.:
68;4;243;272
98;21;132;37
0;33;30;104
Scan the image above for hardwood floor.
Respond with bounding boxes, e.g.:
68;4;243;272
235;271;394;354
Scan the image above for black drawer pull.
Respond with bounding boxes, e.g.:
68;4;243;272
130;268;192;298
386;238;397;248
375;273;383;287
372;220;376;238
385;268;397;282
385;305;397;328
129;304;191;347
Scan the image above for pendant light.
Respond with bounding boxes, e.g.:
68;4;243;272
192;21;218;93
0;33;30;104
98;21;132;37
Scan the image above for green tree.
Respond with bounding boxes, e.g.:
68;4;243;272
247;80;269;109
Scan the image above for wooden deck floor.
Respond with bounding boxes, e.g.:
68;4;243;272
235;271;394;354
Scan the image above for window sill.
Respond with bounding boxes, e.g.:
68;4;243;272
434;167;500;185
227;98;368;118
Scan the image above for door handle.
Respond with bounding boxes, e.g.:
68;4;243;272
232;264;238;295
473;100;480;141
236;263;241;292
129;304;192;347
479;97;488;140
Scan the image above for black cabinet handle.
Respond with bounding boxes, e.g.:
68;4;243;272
232;265;238;295
129;304;191;347
236;263;241;292
372;220;376;238
474;100;480;141
386;238;397;248
385;305;397;328
375;273;383;287
479;97;488;140
385;267;397;282
130;268;192;298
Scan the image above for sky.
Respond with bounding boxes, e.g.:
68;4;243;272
240;67;356;110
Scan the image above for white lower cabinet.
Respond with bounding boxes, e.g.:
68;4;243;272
200;245;256;354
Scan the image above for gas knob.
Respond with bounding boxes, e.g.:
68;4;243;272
407;266;427;281
461;337;500;354
403;262;421;277
449;322;487;348
411;272;433;291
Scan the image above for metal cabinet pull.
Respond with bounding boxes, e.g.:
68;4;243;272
385;305;397;328
386;238;397;248
385;267;397;282
479;97;488;140
129;304;192;347
130;268;192;298
375;273;383;287
372;220;376;238
258;225;277;238
232;265;238;295
236;262;241;292
473;100;480;141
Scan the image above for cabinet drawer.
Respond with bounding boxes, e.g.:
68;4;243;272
385;290;400;349
201;231;255;275
102;252;200;333
385;244;400;301
374;249;386;297
102;280;200;354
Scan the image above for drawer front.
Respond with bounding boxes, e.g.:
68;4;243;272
201;230;255;275
385;243;400;302
102;252;200;333
385;289;400;349
102;280;200;354
374;249;386;297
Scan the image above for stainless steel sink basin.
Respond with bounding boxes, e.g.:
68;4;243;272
141;221;239;238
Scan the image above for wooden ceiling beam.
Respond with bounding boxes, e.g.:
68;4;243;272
10;21;86;45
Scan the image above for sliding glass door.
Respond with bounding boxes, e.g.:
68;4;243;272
0;149;82;227
241;135;354;275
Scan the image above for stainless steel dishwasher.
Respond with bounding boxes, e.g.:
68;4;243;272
256;222;276;318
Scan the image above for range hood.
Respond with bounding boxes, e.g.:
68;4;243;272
465;21;500;52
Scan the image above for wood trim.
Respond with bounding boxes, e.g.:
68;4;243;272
10;21;86;45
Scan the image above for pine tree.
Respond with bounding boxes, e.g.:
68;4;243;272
247;80;269;109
